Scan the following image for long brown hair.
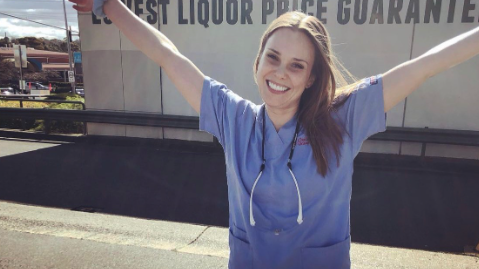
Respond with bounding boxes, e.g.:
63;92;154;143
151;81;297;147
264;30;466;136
253;11;358;177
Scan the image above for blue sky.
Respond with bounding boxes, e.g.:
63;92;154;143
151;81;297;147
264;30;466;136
0;0;79;40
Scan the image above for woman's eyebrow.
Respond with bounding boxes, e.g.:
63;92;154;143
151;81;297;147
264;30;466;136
268;48;308;64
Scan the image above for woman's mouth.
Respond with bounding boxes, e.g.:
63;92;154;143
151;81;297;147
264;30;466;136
267;80;290;94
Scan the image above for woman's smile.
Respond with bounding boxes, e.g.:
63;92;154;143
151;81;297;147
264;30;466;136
266;80;291;94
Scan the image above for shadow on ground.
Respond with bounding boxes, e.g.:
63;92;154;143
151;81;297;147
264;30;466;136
0;137;478;253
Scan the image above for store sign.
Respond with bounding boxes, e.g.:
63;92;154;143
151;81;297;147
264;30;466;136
13;45;27;68
91;0;479;26
74;52;82;63
68;71;75;83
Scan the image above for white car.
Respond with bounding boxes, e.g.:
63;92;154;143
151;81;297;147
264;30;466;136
0;86;15;95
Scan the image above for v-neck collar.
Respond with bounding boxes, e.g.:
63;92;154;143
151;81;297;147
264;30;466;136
261;104;298;146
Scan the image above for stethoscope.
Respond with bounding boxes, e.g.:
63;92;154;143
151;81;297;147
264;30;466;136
249;105;304;227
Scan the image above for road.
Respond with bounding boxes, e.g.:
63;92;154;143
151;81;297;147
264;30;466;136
0;135;478;265
0;201;478;269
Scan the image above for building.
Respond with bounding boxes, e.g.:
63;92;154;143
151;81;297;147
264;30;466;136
0;47;82;82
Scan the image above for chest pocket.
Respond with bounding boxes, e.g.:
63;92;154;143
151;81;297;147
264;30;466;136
301;236;351;269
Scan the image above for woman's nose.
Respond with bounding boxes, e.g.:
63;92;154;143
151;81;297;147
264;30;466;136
274;65;287;79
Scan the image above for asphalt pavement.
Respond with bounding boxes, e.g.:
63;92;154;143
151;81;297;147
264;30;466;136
0;201;478;269
0;133;478;268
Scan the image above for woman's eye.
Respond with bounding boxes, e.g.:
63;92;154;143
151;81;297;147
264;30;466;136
267;54;278;61
292;63;304;69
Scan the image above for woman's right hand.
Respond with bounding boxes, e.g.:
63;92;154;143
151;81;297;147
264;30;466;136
69;0;93;13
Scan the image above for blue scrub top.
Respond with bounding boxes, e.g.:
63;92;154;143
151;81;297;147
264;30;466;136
199;75;387;269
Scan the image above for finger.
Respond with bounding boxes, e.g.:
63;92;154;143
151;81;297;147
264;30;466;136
72;5;91;12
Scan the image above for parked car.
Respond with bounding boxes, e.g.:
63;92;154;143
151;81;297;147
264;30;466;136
27;82;49;90
21;82;49;93
0;86;15;95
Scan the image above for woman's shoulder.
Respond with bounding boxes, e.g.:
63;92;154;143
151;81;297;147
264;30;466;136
203;76;261;119
332;75;382;109
330;75;382;124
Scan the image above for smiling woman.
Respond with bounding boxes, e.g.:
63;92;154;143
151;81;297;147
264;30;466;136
256;29;313;117
68;0;479;268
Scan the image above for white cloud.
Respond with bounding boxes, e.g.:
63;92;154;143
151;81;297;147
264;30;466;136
0;0;79;40
0;18;76;40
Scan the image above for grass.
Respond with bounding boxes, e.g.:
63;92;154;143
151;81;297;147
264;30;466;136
0;99;49;108
0;94;84;109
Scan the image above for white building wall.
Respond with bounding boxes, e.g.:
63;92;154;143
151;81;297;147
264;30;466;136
78;0;479;159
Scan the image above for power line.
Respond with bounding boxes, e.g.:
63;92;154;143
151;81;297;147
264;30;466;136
0;11;79;33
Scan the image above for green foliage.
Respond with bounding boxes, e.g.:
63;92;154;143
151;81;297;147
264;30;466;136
0;99;48;130
0;60;18;81
0;95;85;134
34;95;85;134
11;37;81;53
0;118;36;130
0;37;10;47
33;119;84;134
15;37;45;50
0;60;62;85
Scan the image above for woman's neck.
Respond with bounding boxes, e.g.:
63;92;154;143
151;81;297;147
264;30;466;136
265;105;298;132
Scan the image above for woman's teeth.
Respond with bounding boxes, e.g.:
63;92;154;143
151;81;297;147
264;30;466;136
268;81;289;92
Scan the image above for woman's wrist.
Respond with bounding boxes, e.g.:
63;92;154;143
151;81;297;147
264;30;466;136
93;0;110;18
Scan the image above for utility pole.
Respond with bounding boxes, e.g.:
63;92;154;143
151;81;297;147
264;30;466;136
62;0;75;93
19;46;23;93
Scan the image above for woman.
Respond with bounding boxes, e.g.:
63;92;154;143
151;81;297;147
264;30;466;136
70;0;479;268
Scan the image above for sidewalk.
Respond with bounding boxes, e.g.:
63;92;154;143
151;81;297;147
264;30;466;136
0;201;477;269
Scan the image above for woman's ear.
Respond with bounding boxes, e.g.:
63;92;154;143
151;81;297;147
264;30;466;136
306;75;315;88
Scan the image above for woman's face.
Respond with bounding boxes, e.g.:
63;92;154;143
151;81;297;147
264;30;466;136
256;28;315;112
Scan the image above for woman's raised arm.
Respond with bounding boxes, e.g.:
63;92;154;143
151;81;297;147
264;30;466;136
69;0;204;113
381;26;479;113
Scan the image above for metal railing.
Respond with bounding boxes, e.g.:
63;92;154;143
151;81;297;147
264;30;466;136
0;107;478;156
0;108;197;129
0;98;86;134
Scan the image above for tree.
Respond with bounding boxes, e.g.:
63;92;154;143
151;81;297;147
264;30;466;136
24;70;61;82
7;36;81;53
0;37;10;47
0;59;61;86
0;60;19;82
42;38;64;52
16;37;45;50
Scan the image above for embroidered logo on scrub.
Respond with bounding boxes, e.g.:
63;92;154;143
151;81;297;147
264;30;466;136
296;137;309;146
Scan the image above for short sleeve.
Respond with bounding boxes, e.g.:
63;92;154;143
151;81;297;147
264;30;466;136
339;75;387;156
199;76;251;147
